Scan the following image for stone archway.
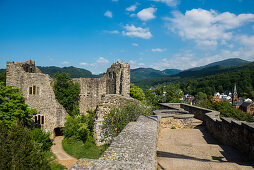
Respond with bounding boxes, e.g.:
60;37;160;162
54;127;64;136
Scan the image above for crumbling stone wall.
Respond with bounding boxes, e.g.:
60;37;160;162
159;103;254;160
93;94;137;145
6;60;131;139
6;60;67;136
73;60;130;114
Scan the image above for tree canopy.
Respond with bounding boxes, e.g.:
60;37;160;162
0;83;37;128
130;83;145;103
53;72;80;115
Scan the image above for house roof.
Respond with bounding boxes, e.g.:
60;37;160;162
240;102;254;108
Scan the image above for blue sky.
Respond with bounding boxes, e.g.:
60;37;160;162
1;0;254;73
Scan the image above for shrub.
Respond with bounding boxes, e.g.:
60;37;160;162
130;83;145;103
64;115;91;142
103;102;153;138
30;128;53;152
0;122;50;169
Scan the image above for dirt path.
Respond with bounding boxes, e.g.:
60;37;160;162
157;126;254;170
51;136;78;169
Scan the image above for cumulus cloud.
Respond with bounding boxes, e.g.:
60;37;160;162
238;35;254;47
132;43;139;46
61;61;69;65
137;8;157;21
104;10;112;18
165;8;254;46
96;57;109;64
152;48;166;52
122;24;152;39
138;63;145;66
151;0;179;7
104;30;120;34
126;3;139;12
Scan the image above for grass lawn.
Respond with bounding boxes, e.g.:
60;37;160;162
45;151;67;170
62;138;109;159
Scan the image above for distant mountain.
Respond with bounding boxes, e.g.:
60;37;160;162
134;59;253;89
162;69;181;76
130;68;168;82
188;58;250;71
0;69;5;73
37;66;96;78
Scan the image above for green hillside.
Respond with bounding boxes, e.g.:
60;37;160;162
134;61;254;90
37;66;96;78
130;68;168;82
162;69;181;76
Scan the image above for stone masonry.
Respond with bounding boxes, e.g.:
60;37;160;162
73;60;130;114
5;60;131;139
6;60;67;136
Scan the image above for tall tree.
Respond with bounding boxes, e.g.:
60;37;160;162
53;73;80;115
0;83;37;128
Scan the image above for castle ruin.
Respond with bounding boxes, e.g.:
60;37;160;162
6;60;133;143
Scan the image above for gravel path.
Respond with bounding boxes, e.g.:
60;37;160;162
51;136;78;169
157;126;254;170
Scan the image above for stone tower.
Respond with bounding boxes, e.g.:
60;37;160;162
6;60;67;136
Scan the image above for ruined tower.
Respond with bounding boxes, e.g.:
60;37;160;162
6;60;67;136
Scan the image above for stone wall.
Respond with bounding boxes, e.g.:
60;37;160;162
71;115;158;170
72;60;130;114
93;94;137;146
6;61;67;136
159;103;254;160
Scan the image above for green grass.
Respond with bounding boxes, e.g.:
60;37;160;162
45;151;67;170
62;138;109;159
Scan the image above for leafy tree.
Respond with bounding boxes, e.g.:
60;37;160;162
195;92;208;101
53;72;80;115
30;128;53;152
103;102;152;138
0;70;6;85
130;83;145;103
64;115;91;142
0;83;37;128
0;122;50;169
145;83;184;106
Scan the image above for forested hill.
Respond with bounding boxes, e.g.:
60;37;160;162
180;62;254;99
37;66;101;78
134;61;254;90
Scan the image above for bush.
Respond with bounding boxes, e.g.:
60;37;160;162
0;122;50;169
130;83;145;103
103;102;153;138
64;115;91;143
30;128;53;152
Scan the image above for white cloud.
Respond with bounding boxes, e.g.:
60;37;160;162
104;10;112;18
138;63;145;66
137;8;157;21
132;43;139;46
152;48;166;52
122;24;152;39
238;35;254;47
151;0;179;7
126;3;139;12
61;61;69;65
166;8;254;47
96;57;109;64
130;14;136;17
104;30;120;34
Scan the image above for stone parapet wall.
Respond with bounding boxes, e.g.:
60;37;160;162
159;103;254;160
71;116;158;170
